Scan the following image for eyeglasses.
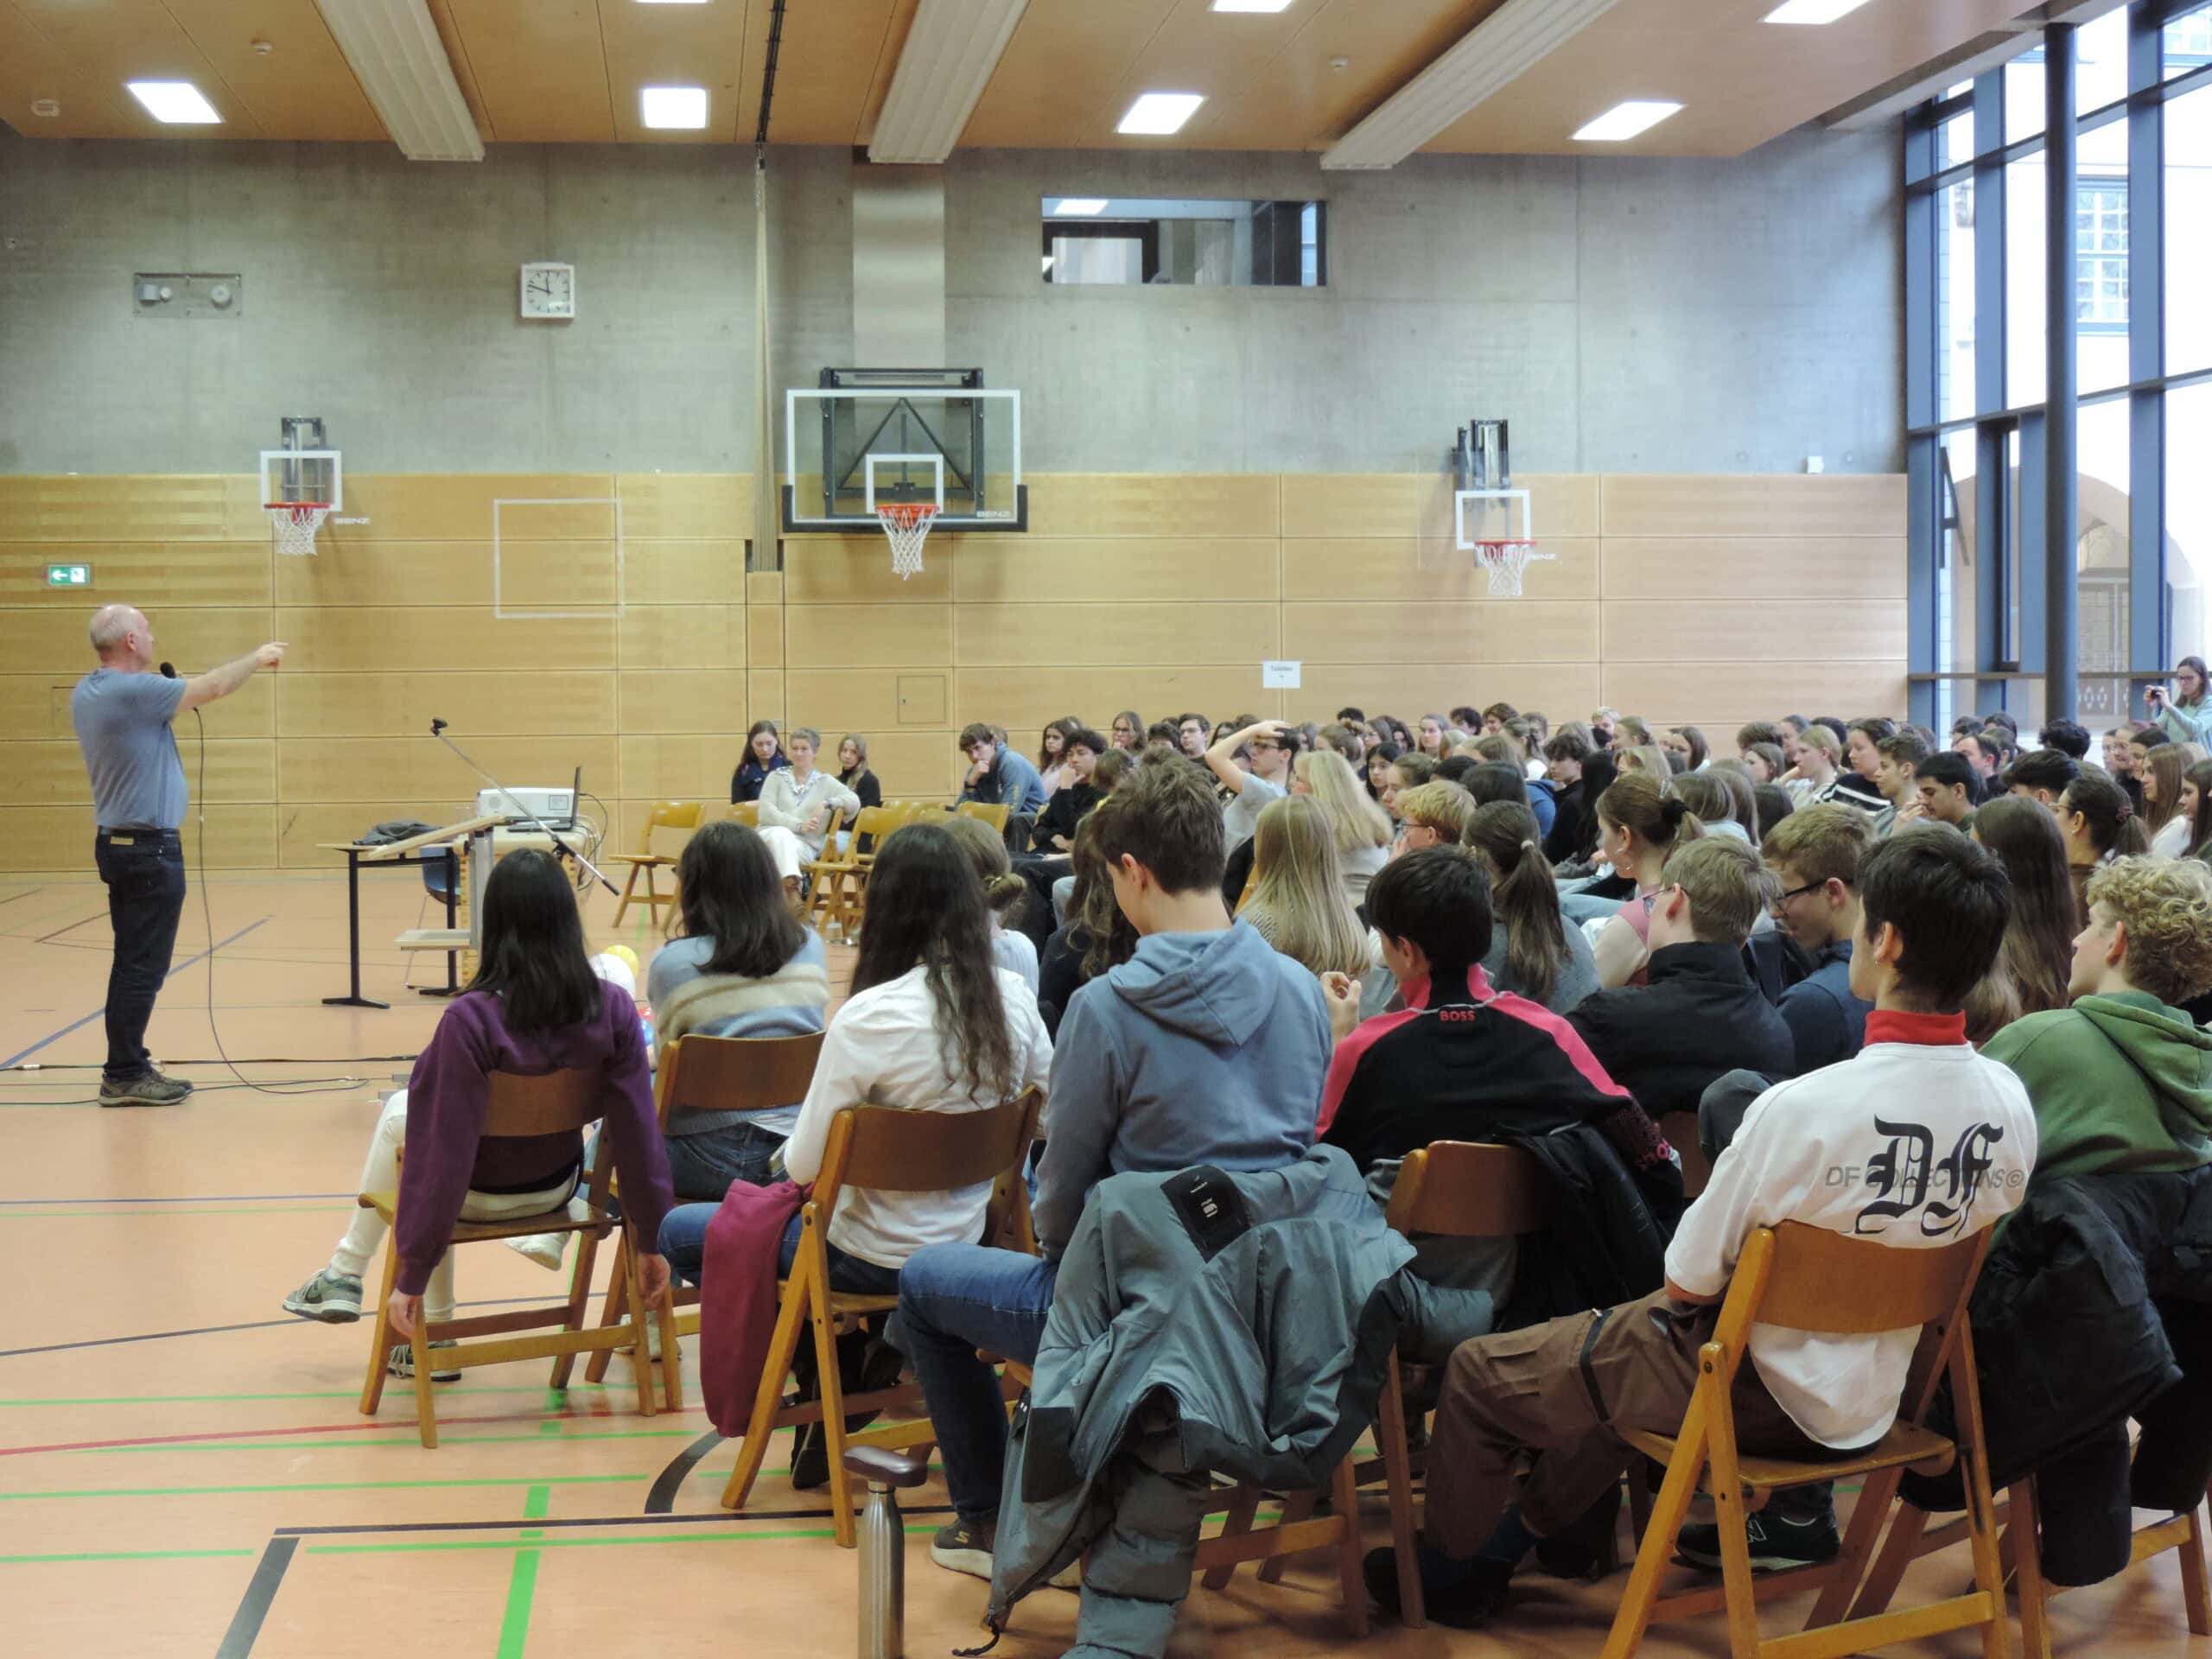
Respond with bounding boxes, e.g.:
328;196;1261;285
1771;879;1841;910
1640;883;1678;915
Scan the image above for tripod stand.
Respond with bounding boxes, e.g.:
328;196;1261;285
429;719;619;898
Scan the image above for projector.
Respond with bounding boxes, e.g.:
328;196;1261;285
477;786;576;826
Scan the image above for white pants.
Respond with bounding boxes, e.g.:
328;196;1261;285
756;826;809;882
329;1090;577;1321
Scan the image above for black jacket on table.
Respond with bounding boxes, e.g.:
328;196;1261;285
1901;1166;2212;1585
1567;940;1797;1122
1033;781;1101;853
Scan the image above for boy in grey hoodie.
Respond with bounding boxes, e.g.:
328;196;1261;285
892;754;1338;1582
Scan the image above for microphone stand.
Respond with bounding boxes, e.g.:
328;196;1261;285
429;718;619;897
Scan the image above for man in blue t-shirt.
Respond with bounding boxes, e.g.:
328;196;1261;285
70;605;285;1106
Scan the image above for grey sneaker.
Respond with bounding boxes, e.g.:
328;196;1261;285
387;1340;461;1382
282;1269;365;1324
99;1071;192;1108
931;1518;995;1581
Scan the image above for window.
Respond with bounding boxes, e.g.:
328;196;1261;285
2075;181;2129;330
1039;197;1326;287
2171;84;2212;373
2168;4;2212;79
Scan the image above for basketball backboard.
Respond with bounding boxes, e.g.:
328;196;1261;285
784;369;1025;531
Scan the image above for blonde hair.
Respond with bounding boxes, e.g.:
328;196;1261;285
941;813;1028;924
1394;780;1476;844
2086;855;2212;1006
1294;748;1393;854
1620;744;1673;780
1243;797;1374;979
1797;724;1843;763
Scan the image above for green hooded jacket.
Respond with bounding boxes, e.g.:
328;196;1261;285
1982;991;2212;1186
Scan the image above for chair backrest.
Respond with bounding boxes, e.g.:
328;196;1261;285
956;800;1011;833
638;799;704;852
1748;1222;1991;1337
654;1032;825;1128
1384;1141;1552;1238
727;801;760;828
848;805;904;844
813;1088;1045;1206
484;1068;611;1138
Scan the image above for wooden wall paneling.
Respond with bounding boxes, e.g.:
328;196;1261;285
1294;665;1605;726
618;671;749;734
0;475;237;542
0;737;274;805
785;604;954;669
1282;537;1599;601
490;538;623;615
1026;474;1281;540
1601;663;1911;726
954;667;1277;737
1282;601;1599;664
779;670;905;733
747;669;786;725
619;735;749;803
276;672;619;739
276;542;496;607
276;736;622;804
0;543;274;607
1599;537;1908;600
0;674;274;740
951;538;1281;604
273;607;616;673
0;607;277;675
747;602;785;668
619;606;747;671
1599;474;1909;539
0;804;276;871
311;476;617;543
849;731;960;799
614;474;753;541
956;602;1280;667
620;541;748;606
1599;600;1905;662
277;799;479;868
746;571;785;607
781;537;955;603
1278;474;1600;542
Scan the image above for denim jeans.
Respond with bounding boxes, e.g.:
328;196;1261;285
92;830;187;1082
657;1204;903;1299
664;1120;787;1203
887;1243;1059;1525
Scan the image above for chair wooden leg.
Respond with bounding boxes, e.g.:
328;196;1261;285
582;1230;629;1386
1702;1379;1763;1659
550;1218;604;1391
719;1276;812;1513
2182;1502;2212;1637
1376;1358;1426;1630
654;1286;683;1412
1200;1487;1262;1591
1329;1455;1370;1638
2010;1480;2051;1659
641;868;660;922
611;864;642;927
410;1298;439;1450
620;1230;656;1421
810;1277;859;1548
358;1240;402;1416
1600;1397;1713;1659
1840;1489;1925;1624
1256;1490;1319;1585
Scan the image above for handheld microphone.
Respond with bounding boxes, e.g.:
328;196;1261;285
430;718;448;735
160;661;177;678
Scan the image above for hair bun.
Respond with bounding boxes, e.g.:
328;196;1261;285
1659;797;1689;828
2115;799;2133;821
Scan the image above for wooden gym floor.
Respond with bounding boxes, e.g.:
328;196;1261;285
1;867;2206;1658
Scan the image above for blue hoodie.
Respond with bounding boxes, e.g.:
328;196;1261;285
1032;920;1329;1255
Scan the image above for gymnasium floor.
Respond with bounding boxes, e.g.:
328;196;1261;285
2;868;2205;1658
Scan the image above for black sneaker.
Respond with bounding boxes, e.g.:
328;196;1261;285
99;1071;192;1108
791;1424;830;1491
931;1518;995;1581
1675;1510;1840;1572
282;1269;365;1323
1534;1486;1623;1580
1362;1547;1512;1630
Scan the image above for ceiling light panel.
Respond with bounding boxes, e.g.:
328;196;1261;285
1762;0;1874;22
1211;1;1297;11
1118;92;1205;136
641;86;709;128
1572;99;1682;141
311;0;483;160
1320;0;1621;170
869;0;1032;164
126;81;221;124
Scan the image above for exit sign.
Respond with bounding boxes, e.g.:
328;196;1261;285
47;563;92;588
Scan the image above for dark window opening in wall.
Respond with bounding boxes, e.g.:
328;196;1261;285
1040;198;1326;286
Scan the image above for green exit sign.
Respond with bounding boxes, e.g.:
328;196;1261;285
46;563;92;588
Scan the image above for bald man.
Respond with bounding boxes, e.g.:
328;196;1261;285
72;606;285;1107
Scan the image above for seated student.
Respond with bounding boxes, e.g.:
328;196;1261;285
1955;729;2005;791
2001;747;2080;813
1540;728;1595;861
1670;772;1748;844
1029;726;1106;855
756;728;863;880
1295;747;1395;906
2180;759;2212;862
1465;760;1533;811
2039;717;2093;761
1760;805;1876;1076
1465;800;1599;1014
1037;819;1141;1039
1204;716;1296;856
1782;723;1844;807
941;812;1041;992
890;759;1336;1581
1237;796;1375;980
1043;748;1131;934
957;721;1048;821
1961;797;2076;1043
836;734;882;815
1913;749;1980;829
730;720;788;804
1569;839;1796;1122
1663;725;1709;772
1751;781;1796;841
1176;712;1212;761
1474;734;1554;836
1739;740;1787;786
2143;743;2194;858
1381;749;1435;819
1982;855;2212;1185
2058;772;2152;926
1141;718;1183;753
282;852;676;1378
1834;718;1897;823
1363;741;1402;808
1374;830;2035;1627
1316;722;1364;764
1390;779;1474;854
1587;773;1705;988
1871;729;1929;831
643;821;830;1197
1108;709;1143;754
1033;719;1078;799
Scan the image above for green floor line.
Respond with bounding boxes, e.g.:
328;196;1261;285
0;1206;343;1219
74;1427;702;1456
494;1484;551;1659
305;1522;937;1557
0;1473;643;1502
0;1387;621;1407
0;1547;260;1566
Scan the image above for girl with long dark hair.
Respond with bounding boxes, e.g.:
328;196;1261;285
1465;801;1599;1013
2059;772;2152;925
283;851;674;1379
731;720;789;804
1961;798;2079;1042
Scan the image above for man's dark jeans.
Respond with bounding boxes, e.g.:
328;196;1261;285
93;830;186;1082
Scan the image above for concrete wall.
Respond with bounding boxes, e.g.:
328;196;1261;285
0;126;1902;479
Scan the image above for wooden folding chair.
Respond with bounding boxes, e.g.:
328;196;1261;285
607;800;705;926
576;1031;826;1406
805;804;904;938
955;800;1011;836
715;1089;1045;1548
1599;1222;2005;1659
726;801;760;828
357;1068;660;1448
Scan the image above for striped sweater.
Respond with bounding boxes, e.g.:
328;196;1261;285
645;931;830;1135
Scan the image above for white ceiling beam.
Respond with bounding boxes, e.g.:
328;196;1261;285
1320;0;1623;171
868;0;1030;165
314;0;483;161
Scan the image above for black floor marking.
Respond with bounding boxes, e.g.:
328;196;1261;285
213;1536;296;1659
270;1502;937;1538
645;1428;728;1512
0;1294;603;1360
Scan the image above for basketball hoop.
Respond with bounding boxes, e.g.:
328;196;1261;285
1471;541;1554;598
876;501;938;581
265;502;330;557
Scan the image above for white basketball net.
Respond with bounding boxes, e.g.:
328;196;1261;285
877;502;938;581
266;503;330;558
1472;541;1554;597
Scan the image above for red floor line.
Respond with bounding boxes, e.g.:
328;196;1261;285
0;1408;629;1458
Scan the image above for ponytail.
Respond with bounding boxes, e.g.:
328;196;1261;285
2065;772;2150;857
1600;772;1704;855
1466;802;1567;1005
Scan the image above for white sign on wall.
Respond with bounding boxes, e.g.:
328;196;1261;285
1262;660;1301;690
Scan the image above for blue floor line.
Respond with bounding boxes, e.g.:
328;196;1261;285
0;917;270;1071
